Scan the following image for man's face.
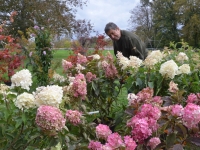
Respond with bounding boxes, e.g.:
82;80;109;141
106;28;121;41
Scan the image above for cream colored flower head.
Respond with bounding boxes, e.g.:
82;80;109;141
53;73;66;83
116;51;130;70
34;85;63;108
175;52;189;63
11;69;32;91
15;92;36;110
144;50;164;69
177;64;190;75
90;54;100;60
159;60;178;79
129;56;143;69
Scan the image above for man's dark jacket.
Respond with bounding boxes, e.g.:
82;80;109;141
113;30;148;60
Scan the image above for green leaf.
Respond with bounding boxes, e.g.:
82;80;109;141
166;132;176;149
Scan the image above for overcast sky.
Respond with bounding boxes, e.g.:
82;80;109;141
75;0;140;36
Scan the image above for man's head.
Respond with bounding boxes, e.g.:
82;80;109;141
104;22;121;41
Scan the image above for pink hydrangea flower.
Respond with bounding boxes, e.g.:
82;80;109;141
152;96;163;105
66;110;82;125
106;133;124;149
35;105;66;131
130;118;152;142
124;135;137;150
186;93;197;103
62;59;73;71
136;87;154;101
171;104;183;117
72;73;87;100
147;137;161;149
138;104;161;120
102;63;118;79
96;124;112;140
182;103;200;129
77;53;88;64
88;140;102;150
86;72;96;83
168;81;179;93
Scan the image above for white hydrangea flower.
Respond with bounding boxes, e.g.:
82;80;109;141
177;64;190;75
53;73;65;83
90;54;100;60
11;69;32;91
144;50;164;69
15;92;35;110
116;52;130;70
75;64;85;72
129;56;143;69
175;52;189;63
159;60;178;79
34;85;63;108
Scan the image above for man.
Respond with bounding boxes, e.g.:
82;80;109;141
104;22;148;60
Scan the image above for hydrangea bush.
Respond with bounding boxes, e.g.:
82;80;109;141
1;41;200;149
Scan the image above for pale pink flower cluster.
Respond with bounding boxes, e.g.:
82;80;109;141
105;133;124;149
86;72;96;83
127;104;161;142
128;87;163;106
102;63;118;79
182;103;200;129
65;110;82;125
186;93;198;103
71;73;87;100
128;117;152;142
96;124;112;140
90;54;100;60
11;69;33;91
171;104;183;117
175;52;189;63
75;63;85;72
88;140;102;150
35;105;66;131
147;137;161;150
53;73;65;83
77;53;88;64
62;59;73;71
144;50;164;69
15;92;36;110
177;64;191;75
159;60;178;79
124;135;137;150
116;52;130;70
168;81;179;93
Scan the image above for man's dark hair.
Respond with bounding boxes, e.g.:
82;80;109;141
104;22;118;34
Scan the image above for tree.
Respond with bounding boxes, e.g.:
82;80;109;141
175;0;200;47
151;0;180;48
129;4;154;47
0;0;87;37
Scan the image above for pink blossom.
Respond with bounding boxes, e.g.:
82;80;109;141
152;96;163;105
96;124;112;140
147;137;161;150
43;51;46;55
124;135;137;150
102;63;118;79
138;104;161;120
136;87;154;101
130;118;152;142
77;53;88;64
34;25;40;30
72;73;87;100
182;103;200;129
35;105;66;131
62;59;73;71
29;52;33;57
88;140;102;150
66;110;82;125
127;93;139;106
186;93;197;103
171;104;183;117
168;81;179;93
106;133;124;149
86;72;96;83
